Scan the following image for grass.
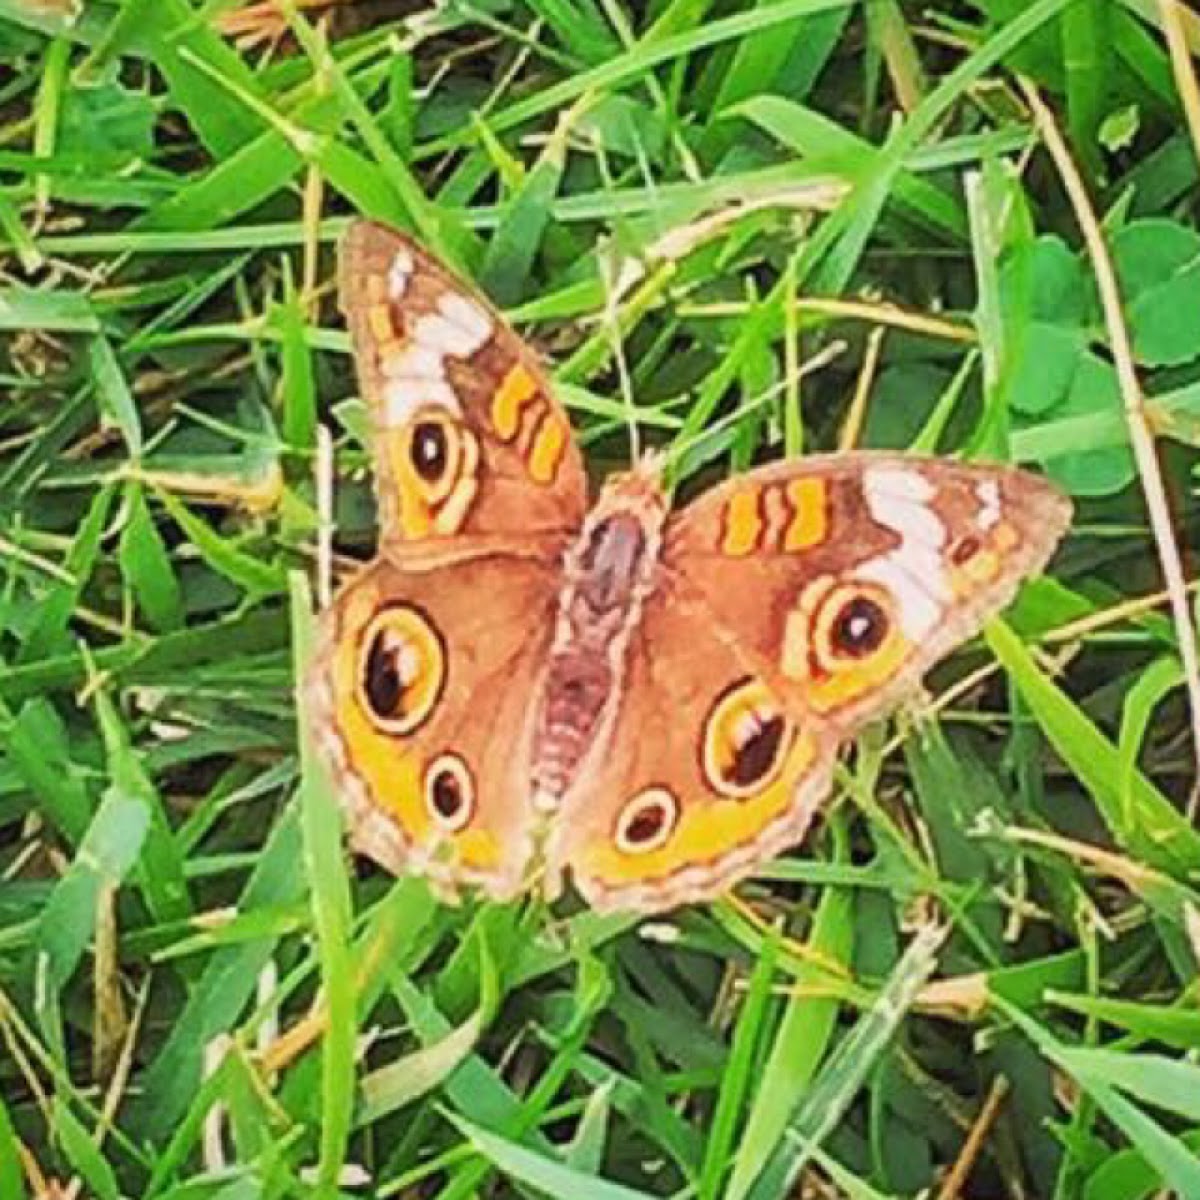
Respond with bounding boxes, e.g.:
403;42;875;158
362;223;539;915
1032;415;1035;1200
2;0;1200;1197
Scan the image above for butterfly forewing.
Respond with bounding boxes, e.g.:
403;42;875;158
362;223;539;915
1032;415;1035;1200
662;452;1072;735
339;221;587;552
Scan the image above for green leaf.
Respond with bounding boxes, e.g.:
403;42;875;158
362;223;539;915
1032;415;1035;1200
19;481;115;663
727;864;854;1200
999;235;1088;416
1039;352;1137;496
998;999;1200;1200
155;488;288;597
274;269;317;454
291;571;356;1190
134;809;306;1142
1061;1048;1200;1121
58;73;156;169
0;697;92;844
985;620;1200;879
0;1095;26;1200
0;286;99;332
107;0;267;157
699;930;779;1200
1048;992;1200;1050
35;789;149;988
731;93;964;240
748;925;947;1199
1113;219;1200;367
1083;1130;1200;1200
479;125;568;306
444;1112;657;1200
1118;656;1185;831
93;685;192;925
51;1100;119;1200
88;335;143;455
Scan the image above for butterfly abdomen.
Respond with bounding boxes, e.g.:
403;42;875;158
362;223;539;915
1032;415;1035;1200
531;473;669;810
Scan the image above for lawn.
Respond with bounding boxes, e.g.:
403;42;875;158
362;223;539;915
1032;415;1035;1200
2;1;1200;1198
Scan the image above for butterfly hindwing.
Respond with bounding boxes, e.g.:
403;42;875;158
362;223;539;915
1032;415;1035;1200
307;553;560;899
549;577;839;913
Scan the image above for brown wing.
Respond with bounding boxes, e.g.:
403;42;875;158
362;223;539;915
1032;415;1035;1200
306;553;557;900
340;220;587;551
663;452;1071;733
548;580;839;914
548;453;1069;915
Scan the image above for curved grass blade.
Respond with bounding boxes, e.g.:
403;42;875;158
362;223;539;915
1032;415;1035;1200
747;923;947;1200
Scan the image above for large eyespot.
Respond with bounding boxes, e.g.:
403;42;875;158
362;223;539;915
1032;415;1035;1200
400;409;480;506
614;787;678;855
813;583;895;666
423;753;475;832
389;407;481;537
702;679;794;798
402;412;462;503
358;605;445;735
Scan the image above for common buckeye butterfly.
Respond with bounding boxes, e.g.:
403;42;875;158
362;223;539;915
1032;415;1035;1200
306;220;1071;915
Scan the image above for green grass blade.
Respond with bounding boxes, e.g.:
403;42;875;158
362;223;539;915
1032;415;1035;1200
698;929;779;1200
997;997;1200;1198
444;1111;658;1200
290;570;356;1194
747;924;947;1199
985;620;1200;877
34;789;148;989
726;864;855;1200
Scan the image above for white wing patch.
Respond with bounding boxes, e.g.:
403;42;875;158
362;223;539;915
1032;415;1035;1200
387;247;415;299
380;293;494;427
975;479;1001;530
858;467;948;641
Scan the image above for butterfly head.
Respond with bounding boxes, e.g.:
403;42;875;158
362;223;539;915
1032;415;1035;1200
591;452;669;521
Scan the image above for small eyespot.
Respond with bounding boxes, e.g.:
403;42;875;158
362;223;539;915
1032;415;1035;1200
615;787;678;855
827;594;889;659
424;753;474;832
702;679;793;798
411;420;449;484
950;535;982;565
358;605;445;735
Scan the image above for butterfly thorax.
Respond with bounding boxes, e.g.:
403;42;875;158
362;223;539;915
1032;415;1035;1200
530;464;669;812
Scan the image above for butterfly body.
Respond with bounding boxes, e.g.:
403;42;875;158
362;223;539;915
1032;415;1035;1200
532;461;668;810
308;220;1072;915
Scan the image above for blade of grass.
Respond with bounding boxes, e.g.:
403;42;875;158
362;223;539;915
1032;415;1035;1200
289;570;355;1194
747;923;948;1200
726;864;855;1200
444;1111;657;1200
698;929;780;1200
996;996;1200;1198
985;619;1200;877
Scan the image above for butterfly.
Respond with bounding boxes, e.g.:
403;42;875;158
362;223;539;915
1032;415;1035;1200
305;219;1072;915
